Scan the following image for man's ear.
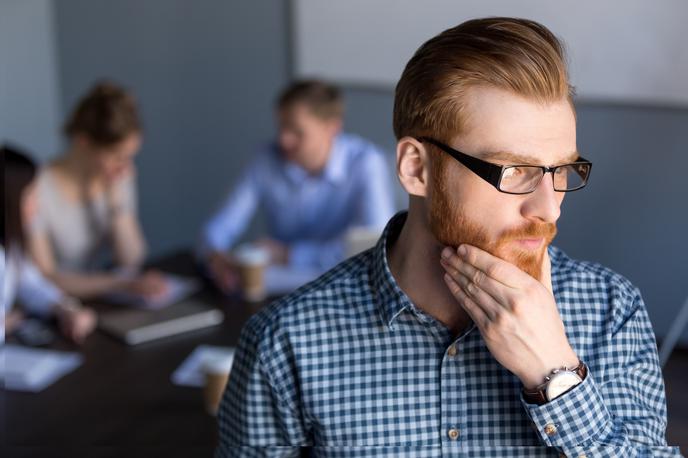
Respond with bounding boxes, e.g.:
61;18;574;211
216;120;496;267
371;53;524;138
396;136;430;197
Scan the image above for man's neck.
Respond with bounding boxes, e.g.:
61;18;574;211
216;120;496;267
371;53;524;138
305;136;335;175
387;209;473;337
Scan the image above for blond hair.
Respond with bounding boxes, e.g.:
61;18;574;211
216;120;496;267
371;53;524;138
277;80;344;120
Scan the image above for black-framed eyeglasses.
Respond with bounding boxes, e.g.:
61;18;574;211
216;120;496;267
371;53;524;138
419;137;592;195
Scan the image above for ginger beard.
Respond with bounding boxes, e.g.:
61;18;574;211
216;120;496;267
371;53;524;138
428;155;557;282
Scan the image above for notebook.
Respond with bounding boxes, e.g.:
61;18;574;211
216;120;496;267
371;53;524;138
98;300;224;345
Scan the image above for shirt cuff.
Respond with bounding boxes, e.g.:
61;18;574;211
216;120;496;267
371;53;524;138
20;280;64;318
521;369;616;448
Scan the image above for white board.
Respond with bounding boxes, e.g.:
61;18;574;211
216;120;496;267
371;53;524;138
293;0;688;106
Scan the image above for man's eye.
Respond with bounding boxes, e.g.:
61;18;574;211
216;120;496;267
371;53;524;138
504;167;523;178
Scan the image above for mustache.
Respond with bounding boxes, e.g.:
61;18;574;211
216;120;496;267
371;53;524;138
497;221;557;244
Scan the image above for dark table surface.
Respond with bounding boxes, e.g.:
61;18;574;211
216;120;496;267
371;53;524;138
2;251;269;457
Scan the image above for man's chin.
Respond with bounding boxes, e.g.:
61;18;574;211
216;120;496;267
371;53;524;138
434;235;547;281
495;244;547;281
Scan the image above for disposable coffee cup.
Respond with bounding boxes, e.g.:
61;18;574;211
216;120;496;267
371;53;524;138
234;244;270;302
203;354;235;416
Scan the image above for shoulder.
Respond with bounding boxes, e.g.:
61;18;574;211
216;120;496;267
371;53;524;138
338;133;388;172
244;143;284;178
34;165;56;195
549;245;644;329
550;245;639;297
339;133;385;158
242;249;377;355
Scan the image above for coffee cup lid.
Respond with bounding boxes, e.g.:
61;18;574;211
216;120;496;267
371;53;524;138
203;353;235;375
234;244;270;266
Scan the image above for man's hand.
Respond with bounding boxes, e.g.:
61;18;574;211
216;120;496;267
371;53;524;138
56;302;97;345
126;269;170;301
440;244;578;389
4;309;25;335
255;238;289;266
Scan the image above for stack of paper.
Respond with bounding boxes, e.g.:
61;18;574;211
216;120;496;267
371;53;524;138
0;345;83;392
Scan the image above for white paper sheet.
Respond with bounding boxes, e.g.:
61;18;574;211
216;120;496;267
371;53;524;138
0;344;83;392
171;345;235;388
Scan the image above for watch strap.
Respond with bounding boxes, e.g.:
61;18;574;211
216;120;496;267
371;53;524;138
522;360;587;406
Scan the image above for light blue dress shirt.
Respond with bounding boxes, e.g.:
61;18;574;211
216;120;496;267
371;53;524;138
1;245;63;343
201;133;395;272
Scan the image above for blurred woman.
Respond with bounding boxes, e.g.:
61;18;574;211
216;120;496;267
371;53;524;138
28;81;167;300
2;145;96;344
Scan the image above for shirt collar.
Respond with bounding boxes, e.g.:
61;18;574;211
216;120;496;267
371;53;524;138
282;134;347;185
370;211;418;329
321;134;347;184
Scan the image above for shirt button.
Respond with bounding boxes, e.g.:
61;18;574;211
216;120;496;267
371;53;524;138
447;345;457;357
544;424;558;436
447;428;460;440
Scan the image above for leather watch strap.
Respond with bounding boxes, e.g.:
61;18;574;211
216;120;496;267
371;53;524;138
522;360;587;406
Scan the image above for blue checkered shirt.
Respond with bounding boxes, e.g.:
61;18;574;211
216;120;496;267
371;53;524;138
216;212;681;457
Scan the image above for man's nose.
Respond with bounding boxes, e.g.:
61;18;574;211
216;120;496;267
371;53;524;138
521;172;561;223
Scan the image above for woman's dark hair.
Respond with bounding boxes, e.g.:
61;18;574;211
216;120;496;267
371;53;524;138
2;144;38;250
63;80;141;146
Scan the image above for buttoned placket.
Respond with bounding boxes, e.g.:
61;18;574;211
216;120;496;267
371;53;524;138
438;325;474;453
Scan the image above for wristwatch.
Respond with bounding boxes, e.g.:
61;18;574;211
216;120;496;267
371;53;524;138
522;360;587;405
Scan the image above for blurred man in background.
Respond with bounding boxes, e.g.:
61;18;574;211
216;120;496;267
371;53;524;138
200;80;395;294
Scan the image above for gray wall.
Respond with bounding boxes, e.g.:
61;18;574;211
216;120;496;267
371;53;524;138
0;0;61;158
53;0;288;255
4;0;687;345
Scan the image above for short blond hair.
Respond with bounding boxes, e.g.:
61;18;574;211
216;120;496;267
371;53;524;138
277;80;344;120
393;17;574;143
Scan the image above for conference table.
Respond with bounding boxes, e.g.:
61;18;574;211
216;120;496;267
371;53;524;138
2;251;274;457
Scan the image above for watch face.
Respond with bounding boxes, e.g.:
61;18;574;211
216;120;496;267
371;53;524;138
545;372;583;401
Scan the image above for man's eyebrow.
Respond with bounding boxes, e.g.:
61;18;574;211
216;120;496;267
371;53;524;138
478;150;580;166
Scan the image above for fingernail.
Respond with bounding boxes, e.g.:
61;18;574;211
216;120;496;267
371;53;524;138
458;245;467;257
441;247;452;259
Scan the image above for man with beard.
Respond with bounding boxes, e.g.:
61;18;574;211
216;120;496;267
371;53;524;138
216;17;679;458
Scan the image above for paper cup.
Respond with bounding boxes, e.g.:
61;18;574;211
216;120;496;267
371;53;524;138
203;354;235;416
234;244;270;302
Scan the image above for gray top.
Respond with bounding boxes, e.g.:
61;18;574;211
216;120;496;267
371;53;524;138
31;168;137;272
